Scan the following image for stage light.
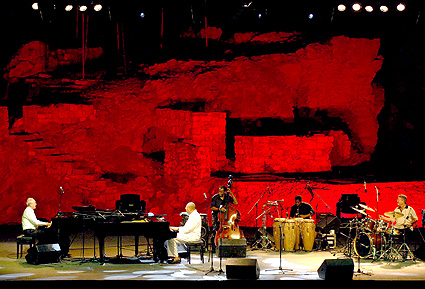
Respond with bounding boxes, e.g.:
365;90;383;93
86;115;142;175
337;4;346;11
65;5;73;11
79;5;88;12
140;12;145;18
365;5;373;12
32;2;39;10
243;1;252;8
380;5;389;12
397;3;406;12
308;13;314;19
352;3;362;11
94;4;102;11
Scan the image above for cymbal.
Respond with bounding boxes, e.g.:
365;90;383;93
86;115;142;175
384;211;403;218
358;203;375;212
351;206;367;216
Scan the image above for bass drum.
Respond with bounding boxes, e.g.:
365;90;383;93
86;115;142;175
354;232;386;258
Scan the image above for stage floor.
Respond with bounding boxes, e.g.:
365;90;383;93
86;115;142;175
1;227;425;283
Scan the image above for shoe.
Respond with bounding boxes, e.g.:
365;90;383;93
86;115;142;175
167;257;181;264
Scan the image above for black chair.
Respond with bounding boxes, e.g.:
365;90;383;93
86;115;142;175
185;240;205;264
16;235;35;258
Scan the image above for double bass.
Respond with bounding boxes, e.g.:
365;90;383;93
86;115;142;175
214;175;244;246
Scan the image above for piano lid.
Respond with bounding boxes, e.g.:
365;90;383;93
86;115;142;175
72;204;96;212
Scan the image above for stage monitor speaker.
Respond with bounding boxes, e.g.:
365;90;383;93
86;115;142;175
115;194;146;213
25;244;61;265
317;258;354;280
226;258;260;280
217;239;247;257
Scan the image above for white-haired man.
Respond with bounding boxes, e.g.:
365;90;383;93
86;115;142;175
166;202;202;264
21;198;51;243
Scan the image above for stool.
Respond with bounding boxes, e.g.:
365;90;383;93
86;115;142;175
16;235;35;258
185;240;205;264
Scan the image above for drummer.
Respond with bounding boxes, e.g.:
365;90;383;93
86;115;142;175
289;195;315;219
380;194;418;232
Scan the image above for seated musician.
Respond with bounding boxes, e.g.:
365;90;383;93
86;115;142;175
380;194;418;233
21;198;52;243
289;195;315;219
210;185;238;231
166;202;202;264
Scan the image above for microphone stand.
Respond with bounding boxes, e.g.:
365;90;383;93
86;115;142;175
58;187;65;215
307;183;332;250
217;187;231;275
204;192;218;275
375;186;380;220
265;223;293;274
247;187;269;248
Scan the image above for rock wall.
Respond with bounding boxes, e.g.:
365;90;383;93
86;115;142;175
234;135;334;173
0;36;401;227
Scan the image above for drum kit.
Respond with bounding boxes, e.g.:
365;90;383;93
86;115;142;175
341;203;415;261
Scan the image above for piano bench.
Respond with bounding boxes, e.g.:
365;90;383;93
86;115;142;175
185;240;205;264
16;235;35;259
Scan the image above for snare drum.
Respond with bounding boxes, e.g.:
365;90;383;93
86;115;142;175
300;219;316;251
375;219;389;233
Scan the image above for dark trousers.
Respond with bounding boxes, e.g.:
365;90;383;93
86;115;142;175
23;229;48;244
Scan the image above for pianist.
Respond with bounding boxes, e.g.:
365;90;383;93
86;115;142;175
166;202;202;264
21;198;51;243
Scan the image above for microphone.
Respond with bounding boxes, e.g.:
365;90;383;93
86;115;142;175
363;181;367;193
60;186;64;194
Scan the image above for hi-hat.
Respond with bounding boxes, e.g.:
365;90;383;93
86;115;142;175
358;203;375;212
384;211;403;218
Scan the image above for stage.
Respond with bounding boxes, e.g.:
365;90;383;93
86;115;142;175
1;226;425;284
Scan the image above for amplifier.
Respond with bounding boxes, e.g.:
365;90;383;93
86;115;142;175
226;258;260;279
217;239;247;257
26;244;61;265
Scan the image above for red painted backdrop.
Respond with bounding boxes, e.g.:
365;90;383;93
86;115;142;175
1;36;423;228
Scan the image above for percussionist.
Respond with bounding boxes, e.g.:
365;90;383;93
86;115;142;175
289;195;315;219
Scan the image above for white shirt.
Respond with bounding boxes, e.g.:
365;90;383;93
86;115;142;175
22;206;48;230
394;205;418;230
177;209;202;242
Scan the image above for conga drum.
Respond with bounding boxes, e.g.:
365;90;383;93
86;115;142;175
282;219;297;251
300;219;316;251
273;218;286;251
293;218;303;250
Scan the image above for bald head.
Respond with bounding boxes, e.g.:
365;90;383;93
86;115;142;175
185;202;196;214
26;198;37;209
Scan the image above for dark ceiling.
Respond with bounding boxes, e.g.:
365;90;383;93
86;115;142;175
2;0;425;178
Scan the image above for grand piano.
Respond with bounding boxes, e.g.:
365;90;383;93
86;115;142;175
49;196;176;263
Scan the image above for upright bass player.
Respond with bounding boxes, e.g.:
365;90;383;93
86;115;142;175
210;176;244;245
